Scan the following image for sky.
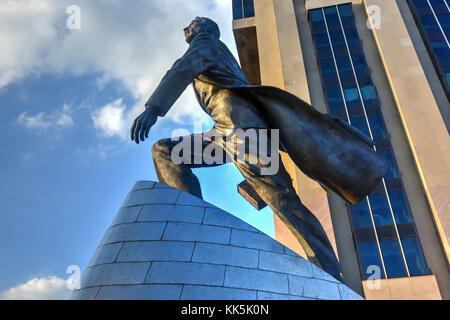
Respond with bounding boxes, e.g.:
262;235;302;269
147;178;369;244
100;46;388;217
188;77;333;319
0;0;275;299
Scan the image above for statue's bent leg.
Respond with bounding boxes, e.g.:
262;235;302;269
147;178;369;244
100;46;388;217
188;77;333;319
228;130;343;281
151;130;227;199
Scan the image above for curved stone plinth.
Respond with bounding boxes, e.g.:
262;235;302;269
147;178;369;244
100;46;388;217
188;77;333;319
71;180;363;300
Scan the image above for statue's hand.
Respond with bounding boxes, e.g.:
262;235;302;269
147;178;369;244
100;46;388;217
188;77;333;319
130;108;158;144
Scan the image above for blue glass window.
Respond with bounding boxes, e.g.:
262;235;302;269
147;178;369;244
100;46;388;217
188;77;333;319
351;199;372;228
360;84;378;102
330;31;345;47
380;149;400;179
336;56;352;75
326;87;345;109
243;0;254;18
369;193;394;226
310;9;324;22
232;0;254;19
389;191;414;224
352;54;369;74
324;6;338;16
350;116;371;139
408;0;450;99
320;58;337;76
310;2;430;279
344;28;360;46
402;238;430;276
358;242;385;279
232;0;243;20
380;241;408;278
338;3;353;18
343;86;360;107
314;33;331;49
368;113;388;140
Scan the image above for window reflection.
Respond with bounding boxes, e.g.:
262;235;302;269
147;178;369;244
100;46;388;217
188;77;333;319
402;238;430;276
358;242;385;280
368;114;387;140
309;3;431;279
389;191;414;224
368;193;393;226
350;116;371;139
232;0;254;20
380;149;400;179
380;241;408;278
351;199;372;228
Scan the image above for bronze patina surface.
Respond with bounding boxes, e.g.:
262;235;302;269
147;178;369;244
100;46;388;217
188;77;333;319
130;17;388;281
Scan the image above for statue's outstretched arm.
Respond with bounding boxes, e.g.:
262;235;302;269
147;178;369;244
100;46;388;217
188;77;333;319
144;33;216;117
131;33;216;144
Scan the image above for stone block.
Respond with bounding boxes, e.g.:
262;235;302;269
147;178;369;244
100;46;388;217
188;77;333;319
70;287;100;300
288;275;340;300
138;204;204;224
116;241;195;262
102;222;166;244
192;243;258;268
230;229;284;253
177;191;214;207
312;264;341;283
224;266;289;294
131;181;155;191
162;222;230;244
338;283;364;300
259;251;313;277
88;242;123;267
110;206;142;226
181;285;257;300
122;188;179;207
203;207;259;232
96;284;182;300
81;262;150;287
257;291;303;300
146;262;225;286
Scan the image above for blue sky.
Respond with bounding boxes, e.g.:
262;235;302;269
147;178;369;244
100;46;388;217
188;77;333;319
0;0;274;299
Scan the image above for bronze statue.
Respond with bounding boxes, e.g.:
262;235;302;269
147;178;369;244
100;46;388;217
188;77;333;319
130;17;388;281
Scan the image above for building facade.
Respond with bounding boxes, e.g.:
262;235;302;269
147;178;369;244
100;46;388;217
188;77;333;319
232;0;450;299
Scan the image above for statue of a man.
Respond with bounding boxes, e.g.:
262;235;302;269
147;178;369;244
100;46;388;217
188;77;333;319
130;17;387;281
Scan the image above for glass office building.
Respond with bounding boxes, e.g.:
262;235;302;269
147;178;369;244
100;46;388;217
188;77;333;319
232;0;450;299
308;3;429;280
407;0;450;100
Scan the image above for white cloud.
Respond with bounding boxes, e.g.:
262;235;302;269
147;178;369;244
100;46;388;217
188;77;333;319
91;98;127;139
17;104;73;130
1;276;71;300
1;0;233;132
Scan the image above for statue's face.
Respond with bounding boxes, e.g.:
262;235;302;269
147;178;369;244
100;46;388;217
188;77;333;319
183;18;202;44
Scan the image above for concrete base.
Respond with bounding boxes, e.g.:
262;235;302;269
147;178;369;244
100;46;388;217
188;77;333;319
71;181;363;300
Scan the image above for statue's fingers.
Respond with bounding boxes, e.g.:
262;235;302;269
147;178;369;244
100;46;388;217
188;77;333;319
130;118;138;141
140;124;147;142
144;126;150;139
134;120;141;144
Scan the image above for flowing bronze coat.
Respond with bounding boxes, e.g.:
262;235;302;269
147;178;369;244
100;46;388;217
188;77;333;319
145;32;388;204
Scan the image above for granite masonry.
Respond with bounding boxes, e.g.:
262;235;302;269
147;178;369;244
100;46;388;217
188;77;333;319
71;181;363;300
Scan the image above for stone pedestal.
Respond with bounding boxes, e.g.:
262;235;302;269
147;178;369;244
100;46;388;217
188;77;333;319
71;181;363;300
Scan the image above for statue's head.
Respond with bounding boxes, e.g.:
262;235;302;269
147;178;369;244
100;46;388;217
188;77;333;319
184;17;220;44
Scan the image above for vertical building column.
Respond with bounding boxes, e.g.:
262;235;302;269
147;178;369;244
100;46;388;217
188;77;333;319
253;0;337;259
363;0;450;268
